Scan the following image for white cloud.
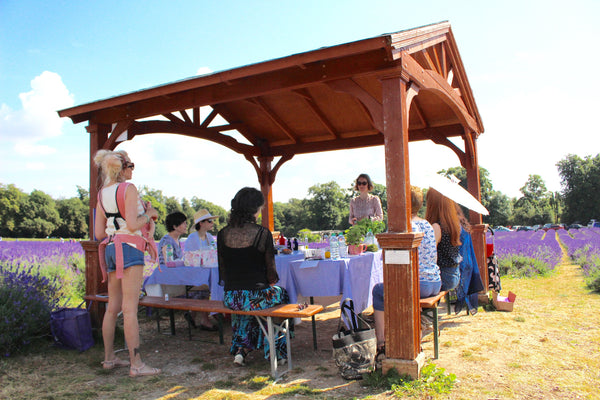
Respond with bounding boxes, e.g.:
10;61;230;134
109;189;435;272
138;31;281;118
0;71;74;155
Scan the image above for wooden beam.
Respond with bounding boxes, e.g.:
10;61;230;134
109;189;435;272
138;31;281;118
327;78;384;133
400;53;478;133
130;120;257;156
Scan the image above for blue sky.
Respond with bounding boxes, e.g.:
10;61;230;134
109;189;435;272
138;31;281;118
1;0;599;209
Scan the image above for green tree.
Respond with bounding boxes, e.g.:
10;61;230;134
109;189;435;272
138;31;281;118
305;181;347;230
54;197;89;238
511;175;554;226
485;190;512;227
557;154;600;224
0;183;27;237
273;198;307;237
18;190;61;238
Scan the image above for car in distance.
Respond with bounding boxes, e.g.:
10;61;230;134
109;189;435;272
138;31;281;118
567;224;583;230
517;226;535;231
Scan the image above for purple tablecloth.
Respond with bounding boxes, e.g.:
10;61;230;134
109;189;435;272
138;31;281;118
143;252;305;301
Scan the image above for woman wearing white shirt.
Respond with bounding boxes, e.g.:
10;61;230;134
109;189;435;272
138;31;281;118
183;209;219;330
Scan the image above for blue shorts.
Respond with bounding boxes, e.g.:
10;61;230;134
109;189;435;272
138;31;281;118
372;280;443;311
104;243;145;272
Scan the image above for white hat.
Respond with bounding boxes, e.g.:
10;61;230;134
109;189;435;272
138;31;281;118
193;209;219;225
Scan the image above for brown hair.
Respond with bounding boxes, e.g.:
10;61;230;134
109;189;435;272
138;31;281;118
425;188;461;246
410;186;423;216
354;173;374;191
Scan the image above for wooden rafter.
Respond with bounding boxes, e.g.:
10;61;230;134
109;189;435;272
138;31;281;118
250;97;297;144
292;88;338;138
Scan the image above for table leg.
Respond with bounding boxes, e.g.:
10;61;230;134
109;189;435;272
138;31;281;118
169;310;175;335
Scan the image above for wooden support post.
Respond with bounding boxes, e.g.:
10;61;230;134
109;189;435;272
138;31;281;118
377;233;425;378
84;123;110;327
378;74;425;379
81;240;106;327
258;156;275;231
471;224;489;290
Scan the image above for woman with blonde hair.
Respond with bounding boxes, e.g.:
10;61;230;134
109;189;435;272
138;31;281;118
94;149;161;377
425;187;462;292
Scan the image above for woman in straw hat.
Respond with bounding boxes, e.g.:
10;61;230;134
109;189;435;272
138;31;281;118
181;209;220;330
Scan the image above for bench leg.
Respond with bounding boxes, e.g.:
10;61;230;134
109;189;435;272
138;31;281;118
433;306;440;359
310;296;317;351
169;310;176;335
255;316;291;380
215;314;225;345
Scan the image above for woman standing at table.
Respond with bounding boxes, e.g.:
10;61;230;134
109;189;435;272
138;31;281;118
217;187;288;366
181;209;219;331
348;173;383;225
93;149;161;377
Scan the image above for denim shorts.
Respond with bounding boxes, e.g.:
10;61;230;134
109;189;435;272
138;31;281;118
105;243;145;272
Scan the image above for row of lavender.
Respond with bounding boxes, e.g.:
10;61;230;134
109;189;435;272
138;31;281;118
488;227;600;290
487;229;563;277
557;227;600;291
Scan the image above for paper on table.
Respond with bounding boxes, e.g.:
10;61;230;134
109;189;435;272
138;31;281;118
299;260;320;269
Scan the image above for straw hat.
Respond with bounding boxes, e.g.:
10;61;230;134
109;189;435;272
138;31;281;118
193;209;219;225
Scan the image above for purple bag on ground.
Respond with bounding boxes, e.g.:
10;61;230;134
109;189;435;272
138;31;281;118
50;303;94;352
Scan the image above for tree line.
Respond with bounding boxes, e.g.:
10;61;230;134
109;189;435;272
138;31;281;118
1;153;598;239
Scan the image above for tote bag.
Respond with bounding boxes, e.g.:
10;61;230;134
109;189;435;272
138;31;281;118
332;298;377;380
50;302;94;352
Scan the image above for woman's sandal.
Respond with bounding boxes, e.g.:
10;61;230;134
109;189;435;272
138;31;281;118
233;348;248;366
101;357;130;370
129;363;161;377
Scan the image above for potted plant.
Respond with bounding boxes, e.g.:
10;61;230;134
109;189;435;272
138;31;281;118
344;219;385;254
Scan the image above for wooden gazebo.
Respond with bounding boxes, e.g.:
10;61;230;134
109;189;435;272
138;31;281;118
59;21;486;378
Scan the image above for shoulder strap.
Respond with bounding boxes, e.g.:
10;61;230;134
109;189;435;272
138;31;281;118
115;182;131;219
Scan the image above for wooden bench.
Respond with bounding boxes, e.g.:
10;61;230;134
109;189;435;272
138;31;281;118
84;294;323;378
419;290;450;359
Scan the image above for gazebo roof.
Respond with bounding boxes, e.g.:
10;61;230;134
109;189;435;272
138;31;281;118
59;21;483;160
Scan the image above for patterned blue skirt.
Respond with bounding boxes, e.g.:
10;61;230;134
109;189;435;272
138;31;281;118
223;285;289;360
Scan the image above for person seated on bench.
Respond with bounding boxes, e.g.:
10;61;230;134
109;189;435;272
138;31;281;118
372;186;441;367
217;187;289;366
179;209;219;331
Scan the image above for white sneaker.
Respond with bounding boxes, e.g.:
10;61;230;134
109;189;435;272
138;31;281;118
277;358;287;366
233;353;245;366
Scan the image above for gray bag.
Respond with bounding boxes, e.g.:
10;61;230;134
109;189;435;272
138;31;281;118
332;298;377;379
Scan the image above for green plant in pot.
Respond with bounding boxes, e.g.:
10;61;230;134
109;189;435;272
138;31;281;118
344;219;385;252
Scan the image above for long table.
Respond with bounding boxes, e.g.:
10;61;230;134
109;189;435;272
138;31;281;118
144;251;383;315
144;252;305;300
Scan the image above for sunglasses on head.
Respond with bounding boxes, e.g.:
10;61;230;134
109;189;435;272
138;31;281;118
357;181;368;186
123;162;135;170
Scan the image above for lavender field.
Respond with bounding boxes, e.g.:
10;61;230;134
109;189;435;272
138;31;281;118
1;228;600;301
488;227;600;288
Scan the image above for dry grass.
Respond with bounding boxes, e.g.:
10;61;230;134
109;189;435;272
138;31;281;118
1;262;599;399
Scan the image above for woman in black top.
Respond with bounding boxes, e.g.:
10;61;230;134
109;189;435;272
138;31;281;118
217;187;289;366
